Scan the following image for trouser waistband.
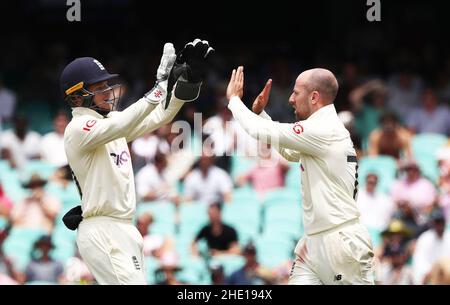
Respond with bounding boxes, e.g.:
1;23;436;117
81;215;133;225
308;218;360;237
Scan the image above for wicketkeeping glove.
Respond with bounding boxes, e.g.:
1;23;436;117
144;42;177;105
177;39;214;83
164;39;215;107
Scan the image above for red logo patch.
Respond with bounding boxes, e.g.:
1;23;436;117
153;89;162;98
83;119;97;132
293;122;304;134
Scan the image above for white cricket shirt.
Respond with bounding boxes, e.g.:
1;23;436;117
228;96;360;235
64;97;183;220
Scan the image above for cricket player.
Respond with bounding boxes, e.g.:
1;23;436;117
60;39;213;284
226;67;374;285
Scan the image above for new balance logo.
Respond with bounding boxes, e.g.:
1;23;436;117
93;59;105;70
132;256;141;270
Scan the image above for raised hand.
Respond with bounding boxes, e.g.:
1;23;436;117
226;66;244;100
252;79;272;114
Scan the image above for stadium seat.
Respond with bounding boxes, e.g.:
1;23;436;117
412;133;448;183
0;166;28;202
285;161;301;190
367;227;382;248
144;256;160;284
232;187;260;205
412;133;448;158
263;203;303;241
357;156;397;194
177;202;208;240
178;256;210;284
23;160;58;180
0;217;7;230
136;201;176;236
230;155;258;180
223;200;261;243
255;235;295;268
262;188;301;207
45;182;80;208
209;254;246;277
3;228;48;271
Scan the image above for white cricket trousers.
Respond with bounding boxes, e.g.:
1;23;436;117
288;219;375;285
77;216;147;285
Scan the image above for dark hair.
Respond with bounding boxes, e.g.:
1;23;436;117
209;202;223;212
380;112;399;125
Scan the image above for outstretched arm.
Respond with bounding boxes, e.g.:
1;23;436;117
125;39;215;142
226;67;328;158
67;43;177;151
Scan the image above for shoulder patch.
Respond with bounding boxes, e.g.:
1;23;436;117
293;122;304;135
83;119;97;132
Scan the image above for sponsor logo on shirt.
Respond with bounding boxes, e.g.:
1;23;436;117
293;122;304;135
83;119;97;132
110;151;130;167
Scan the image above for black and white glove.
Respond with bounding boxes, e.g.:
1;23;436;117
144;42;177;105
164;39;214;107
177;39;214;83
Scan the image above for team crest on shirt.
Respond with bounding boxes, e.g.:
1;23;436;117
293;122;304;134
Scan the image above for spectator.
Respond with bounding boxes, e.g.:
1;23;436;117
0;78;17;127
412;209;450;284
183;149;233;204
131;126;170;170
137;212;174;259
378;219;414;260
40;111;69;167
10;174;61;233
425;257;450;285
25;235;64;284
202;98;236;172
438;150;450;221
391;200;426;239
62;249;95;285
226;242;275;285
377;244;414;285
357;173;396;231
391;159;437;224
191;202;240;257
155;252;184;285
368;112;412;160
337;111;363;157
209;263;226;285
135;151;178;202
48;164;73;189
163;125;197;185
335;62;363;113
0;183;13;219
349;79;388;149
407;88;450;136
0;224;21;284
0;115;41;169
236;143;289;198
386;70;423;122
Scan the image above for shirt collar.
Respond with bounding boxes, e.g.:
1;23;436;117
307;104;336;121
72;107;106;119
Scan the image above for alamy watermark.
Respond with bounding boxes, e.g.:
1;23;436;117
366;0;381;22
168;112;285;168
66;0;81;22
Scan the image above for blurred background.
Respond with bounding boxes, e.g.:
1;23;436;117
0;0;450;285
